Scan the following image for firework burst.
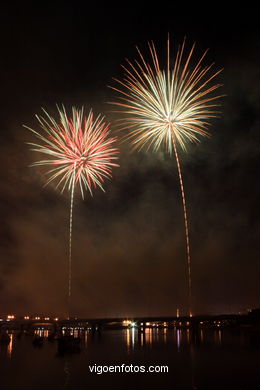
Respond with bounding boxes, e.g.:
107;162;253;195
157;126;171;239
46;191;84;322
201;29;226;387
109;38;223;315
25;106;119;316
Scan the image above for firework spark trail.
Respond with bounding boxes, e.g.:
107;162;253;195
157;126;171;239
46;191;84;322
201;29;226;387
172;137;192;314
68;166;76;309
25;106;119;317
109;38;223;315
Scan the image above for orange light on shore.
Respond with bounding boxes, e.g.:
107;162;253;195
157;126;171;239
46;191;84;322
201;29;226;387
122;320;132;326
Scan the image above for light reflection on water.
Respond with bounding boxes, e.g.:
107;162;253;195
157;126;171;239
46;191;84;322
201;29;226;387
0;327;259;390
123;326;214;353
177;328;181;350
40;326;254;352
1;326;254;353
187;328;190;344
7;333;13;359
35;329;49;338
125;327;194;351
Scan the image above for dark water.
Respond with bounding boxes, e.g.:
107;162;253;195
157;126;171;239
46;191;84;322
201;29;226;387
0;327;259;390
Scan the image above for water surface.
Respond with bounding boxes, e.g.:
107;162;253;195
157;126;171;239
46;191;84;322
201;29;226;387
0;327;259;389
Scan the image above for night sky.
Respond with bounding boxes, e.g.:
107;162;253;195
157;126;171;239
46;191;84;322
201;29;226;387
0;2;259;318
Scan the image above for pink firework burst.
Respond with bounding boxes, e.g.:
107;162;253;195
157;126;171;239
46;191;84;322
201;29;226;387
25;106;119;316
26;105;119;198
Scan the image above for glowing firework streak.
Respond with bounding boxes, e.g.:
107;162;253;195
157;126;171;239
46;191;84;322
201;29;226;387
25;106;119;316
68;167;76;301
109;38;223;315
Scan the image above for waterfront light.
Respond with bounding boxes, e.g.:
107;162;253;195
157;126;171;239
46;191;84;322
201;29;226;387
122;320;132;326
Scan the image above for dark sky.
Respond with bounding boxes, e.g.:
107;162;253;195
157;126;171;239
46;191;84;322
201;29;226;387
0;1;259;317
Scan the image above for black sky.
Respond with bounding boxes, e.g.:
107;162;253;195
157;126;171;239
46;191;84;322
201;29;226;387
0;1;259;317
